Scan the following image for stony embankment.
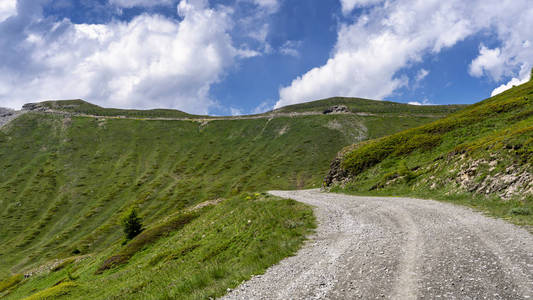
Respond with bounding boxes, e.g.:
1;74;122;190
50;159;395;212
0;107;23;128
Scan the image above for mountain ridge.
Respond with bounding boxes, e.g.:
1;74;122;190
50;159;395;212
17;97;465;119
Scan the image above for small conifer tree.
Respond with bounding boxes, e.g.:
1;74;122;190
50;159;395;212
530;67;533;82
123;209;143;240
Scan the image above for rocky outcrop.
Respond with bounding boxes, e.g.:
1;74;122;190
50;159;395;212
0;107;22;128
323;144;361;187
325;146;533;200
323;105;350;114
323;155;349;187
22;102;49;112
452;158;533;200
0;107;15;117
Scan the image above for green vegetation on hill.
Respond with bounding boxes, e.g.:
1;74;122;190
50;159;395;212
0;98;460;298
34;97;464;119
34;99;196;119
327;80;533;227
274;96;465;115
4;194;314;299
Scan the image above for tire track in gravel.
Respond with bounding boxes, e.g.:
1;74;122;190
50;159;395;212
389;206;421;300
222;189;533;300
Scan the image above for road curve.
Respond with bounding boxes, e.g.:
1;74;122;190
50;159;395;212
223;189;533;299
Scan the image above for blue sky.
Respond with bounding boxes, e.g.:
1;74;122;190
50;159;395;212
0;0;531;115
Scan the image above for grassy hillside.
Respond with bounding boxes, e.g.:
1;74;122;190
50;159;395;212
326;79;533;228
2;193;315;299
273;96;465;115
25;100;197;119
0;98;461;298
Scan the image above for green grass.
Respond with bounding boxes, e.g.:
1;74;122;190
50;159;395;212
35;100;197;119
274;96;465;115
331;80;533;228
96;210;201;273
0;97;458;298
22;282;77;300
4;194;315;300
0;274;23;294
35;97;464;119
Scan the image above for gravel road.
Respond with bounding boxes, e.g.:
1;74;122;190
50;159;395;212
223;189;533;299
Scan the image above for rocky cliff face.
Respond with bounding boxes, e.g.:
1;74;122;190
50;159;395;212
0;107;21;128
0;107;14;117
22;102;50;112
323;155;347;187
323;143;360;188
324;148;533;200
323;105;350;114
432;154;533;200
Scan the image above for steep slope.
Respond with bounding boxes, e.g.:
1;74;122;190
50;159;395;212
326;79;533;227
0;98;461;298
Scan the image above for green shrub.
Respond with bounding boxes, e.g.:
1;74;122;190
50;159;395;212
398;161;417;182
97;211;200;273
22;282;76;300
341;130;441;176
0;274;23;293
374;161;417;189
122;209;143;240
393;134;441;156
509;207;531;216
51;258;76;272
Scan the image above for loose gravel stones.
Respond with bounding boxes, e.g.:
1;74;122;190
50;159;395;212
222;189;533;300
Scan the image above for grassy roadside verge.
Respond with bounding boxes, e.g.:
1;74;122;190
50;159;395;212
3;193;316;300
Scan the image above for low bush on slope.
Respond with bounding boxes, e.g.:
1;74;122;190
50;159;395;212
0;274;23;295
326;79;533;227
3;194;315;300
96;210;200;273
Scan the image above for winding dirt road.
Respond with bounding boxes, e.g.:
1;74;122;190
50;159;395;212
224;189;533;299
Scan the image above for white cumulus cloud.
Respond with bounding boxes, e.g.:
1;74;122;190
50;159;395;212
408;98;433;106
491;77;529;97
276;0;533;109
469;45;504;80
490;64;531;96
0;0;16;22
0;0;250;114
340;0;383;15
